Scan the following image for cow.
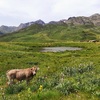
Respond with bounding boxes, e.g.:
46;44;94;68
6;66;39;85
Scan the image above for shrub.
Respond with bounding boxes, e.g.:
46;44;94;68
5;84;25;94
56;81;76;95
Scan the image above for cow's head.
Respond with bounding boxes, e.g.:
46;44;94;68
31;66;39;75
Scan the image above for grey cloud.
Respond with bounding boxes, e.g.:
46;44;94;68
0;0;99;26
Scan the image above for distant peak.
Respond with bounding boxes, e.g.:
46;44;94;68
90;13;100;17
35;19;45;25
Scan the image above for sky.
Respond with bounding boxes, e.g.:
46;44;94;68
0;0;100;26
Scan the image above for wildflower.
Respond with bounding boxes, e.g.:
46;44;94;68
27;88;32;94
39;85;43;91
47;66;50;70
0;87;3;90
2;93;5;96
18;94;21;100
18;94;20;97
28;88;31;92
1;92;6;100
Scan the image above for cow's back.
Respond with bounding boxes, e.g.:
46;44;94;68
16;71;25;81
15;69;32;81
6;69;20;79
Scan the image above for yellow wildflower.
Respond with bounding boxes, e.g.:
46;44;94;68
39;85;43;91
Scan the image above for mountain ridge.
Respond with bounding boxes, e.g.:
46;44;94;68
0;20;45;34
0;13;100;42
0;13;100;34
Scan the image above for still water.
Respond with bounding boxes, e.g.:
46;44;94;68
41;47;82;52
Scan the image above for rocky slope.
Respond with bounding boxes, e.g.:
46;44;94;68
0;20;45;34
62;13;100;26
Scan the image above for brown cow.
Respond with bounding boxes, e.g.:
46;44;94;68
6;66;39;85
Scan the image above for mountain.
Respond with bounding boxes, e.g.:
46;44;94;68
0;13;100;42
64;16;93;26
0;14;100;34
62;13;100;26
17;19;45;30
0;20;45;34
0;21;100;42
89;13;100;26
0;25;17;34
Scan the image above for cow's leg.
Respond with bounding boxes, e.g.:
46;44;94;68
7;75;12;85
7;75;15;85
11;79;14;84
26;78;30;85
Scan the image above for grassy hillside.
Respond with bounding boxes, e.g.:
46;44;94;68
0;42;100;100
0;24;100;42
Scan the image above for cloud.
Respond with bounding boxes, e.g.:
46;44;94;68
53;0;100;18
0;0;99;26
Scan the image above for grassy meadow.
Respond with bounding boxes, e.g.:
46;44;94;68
0;42;100;100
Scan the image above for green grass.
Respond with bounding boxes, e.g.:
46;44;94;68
0;24;100;42
0;42;100;100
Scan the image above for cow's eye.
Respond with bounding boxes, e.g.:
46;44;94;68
31;68;34;70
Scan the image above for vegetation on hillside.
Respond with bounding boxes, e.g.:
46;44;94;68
0;24;100;42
